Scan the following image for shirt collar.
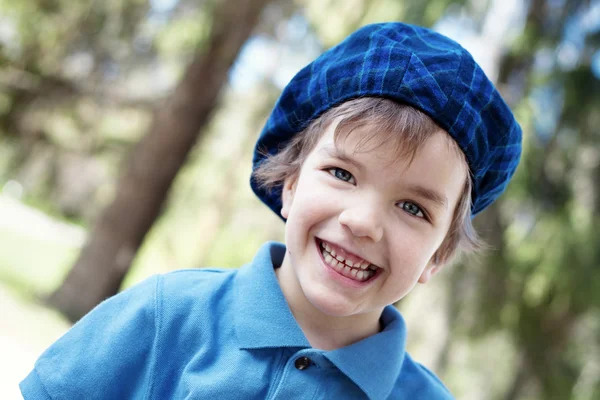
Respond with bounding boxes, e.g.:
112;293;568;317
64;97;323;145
324;306;407;400
234;241;311;349
233;241;408;400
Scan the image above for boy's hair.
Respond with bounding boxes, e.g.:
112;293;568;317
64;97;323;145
253;97;482;264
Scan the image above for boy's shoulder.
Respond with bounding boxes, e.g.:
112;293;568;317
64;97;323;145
161;267;238;286
391;352;454;399
163;266;237;278
156;267;240;306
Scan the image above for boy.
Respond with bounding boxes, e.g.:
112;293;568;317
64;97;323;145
20;22;521;399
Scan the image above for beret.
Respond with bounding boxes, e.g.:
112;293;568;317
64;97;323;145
251;22;522;217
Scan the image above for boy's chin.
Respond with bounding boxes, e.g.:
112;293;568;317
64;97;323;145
304;290;378;319
309;300;354;318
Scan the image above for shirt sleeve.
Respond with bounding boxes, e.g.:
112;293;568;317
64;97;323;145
20;274;161;400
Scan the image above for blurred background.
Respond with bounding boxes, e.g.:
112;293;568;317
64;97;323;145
0;0;599;398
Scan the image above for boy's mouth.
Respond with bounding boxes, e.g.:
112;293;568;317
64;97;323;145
318;239;379;282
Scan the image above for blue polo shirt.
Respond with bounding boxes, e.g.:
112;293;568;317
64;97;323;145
20;242;453;399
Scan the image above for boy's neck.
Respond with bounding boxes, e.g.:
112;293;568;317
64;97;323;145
275;258;383;351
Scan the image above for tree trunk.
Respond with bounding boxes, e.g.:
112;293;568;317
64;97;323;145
48;0;275;322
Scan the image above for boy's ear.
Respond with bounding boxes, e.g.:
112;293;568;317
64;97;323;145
280;175;298;219
418;256;444;284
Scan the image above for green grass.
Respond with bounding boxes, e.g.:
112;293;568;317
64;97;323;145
0;227;78;297
0;227;74;397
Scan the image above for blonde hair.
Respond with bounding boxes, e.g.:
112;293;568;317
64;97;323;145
253;97;482;264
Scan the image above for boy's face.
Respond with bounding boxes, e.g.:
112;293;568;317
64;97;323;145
278;120;467;319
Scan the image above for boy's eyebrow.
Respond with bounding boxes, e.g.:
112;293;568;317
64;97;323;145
318;146;365;172
405;184;448;210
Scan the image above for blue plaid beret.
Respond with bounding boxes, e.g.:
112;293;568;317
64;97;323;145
251;22;522;216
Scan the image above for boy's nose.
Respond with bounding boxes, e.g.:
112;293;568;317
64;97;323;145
338;205;384;243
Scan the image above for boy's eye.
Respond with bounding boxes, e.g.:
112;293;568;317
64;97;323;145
398;201;425;218
328;167;355;184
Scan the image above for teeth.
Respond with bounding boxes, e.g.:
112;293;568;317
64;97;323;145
320;240;378;282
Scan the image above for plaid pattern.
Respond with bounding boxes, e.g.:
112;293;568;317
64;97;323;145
251;22;522;216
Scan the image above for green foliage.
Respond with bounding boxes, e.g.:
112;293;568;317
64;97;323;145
155;11;212;56
302;0;470;47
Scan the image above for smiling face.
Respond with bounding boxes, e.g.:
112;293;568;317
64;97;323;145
277;119;468;323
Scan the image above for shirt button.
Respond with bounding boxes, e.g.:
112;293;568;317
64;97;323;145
294;356;311;370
